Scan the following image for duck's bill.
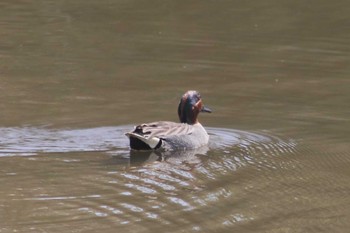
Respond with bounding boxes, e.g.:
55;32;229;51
201;106;212;113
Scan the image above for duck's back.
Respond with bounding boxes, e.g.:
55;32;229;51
161;123;209;150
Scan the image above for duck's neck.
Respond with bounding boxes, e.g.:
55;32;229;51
179;109;199;125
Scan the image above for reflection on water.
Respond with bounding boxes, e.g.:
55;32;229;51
0;126;302;232
2;126;347;233
0;126;296;158
0;126;129;156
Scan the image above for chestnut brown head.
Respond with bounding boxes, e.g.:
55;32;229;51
177;90;211;124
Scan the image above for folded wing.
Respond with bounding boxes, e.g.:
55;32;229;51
125;121;194;150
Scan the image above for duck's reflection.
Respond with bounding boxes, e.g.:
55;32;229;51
129;146;209;167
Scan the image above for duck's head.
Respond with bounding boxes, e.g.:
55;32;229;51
177;90;211;124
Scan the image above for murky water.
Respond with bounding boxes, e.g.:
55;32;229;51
1;0;350;232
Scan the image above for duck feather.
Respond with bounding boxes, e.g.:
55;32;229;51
129;121;194;139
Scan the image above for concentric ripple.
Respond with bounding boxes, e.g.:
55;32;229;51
0;126;297;158
3;126;348;232
0;126;303;232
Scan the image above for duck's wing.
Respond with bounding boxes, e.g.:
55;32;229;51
142;121;194;138
125;121;194;150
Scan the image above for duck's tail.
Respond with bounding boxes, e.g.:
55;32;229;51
125;132;162;150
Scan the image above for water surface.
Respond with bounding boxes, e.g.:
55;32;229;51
1;0;350;232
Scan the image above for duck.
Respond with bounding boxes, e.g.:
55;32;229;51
125;90;212;151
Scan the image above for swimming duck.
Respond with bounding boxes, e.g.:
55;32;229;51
125;90;211;151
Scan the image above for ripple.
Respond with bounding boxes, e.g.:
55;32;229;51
207;127;297;151
0;126;130;156
0;126;296;159
0;126;299;228
101;128;298;227
6;126;335;233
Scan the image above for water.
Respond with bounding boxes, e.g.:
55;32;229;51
1;0;350;232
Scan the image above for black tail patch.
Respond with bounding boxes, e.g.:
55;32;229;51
129;137;162;150
130;137;152;150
